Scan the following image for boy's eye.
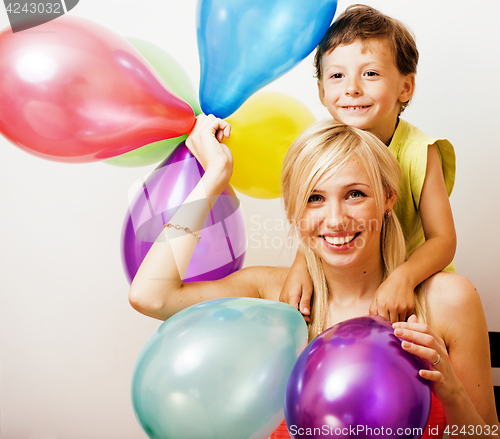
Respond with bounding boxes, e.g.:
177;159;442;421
329;73;343;79
308;194;323;203
364;71;378;77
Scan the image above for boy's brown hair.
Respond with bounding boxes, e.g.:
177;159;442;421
314;4;419;112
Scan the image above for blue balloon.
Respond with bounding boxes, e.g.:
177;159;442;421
132;297;308;439
197;0;338;118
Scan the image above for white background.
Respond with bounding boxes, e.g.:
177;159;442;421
0;1;499;438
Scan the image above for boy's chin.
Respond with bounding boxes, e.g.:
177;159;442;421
333;116;370;131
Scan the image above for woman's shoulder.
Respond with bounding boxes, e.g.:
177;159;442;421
226;265;290;301
425;272;478;303
424;272;483;333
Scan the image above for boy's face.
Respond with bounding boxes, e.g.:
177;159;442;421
318;39;414;143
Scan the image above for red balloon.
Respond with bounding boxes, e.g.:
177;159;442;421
0;16;195;163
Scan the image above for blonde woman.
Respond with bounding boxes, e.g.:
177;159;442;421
129;115;498;437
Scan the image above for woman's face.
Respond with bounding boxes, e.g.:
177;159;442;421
299;155;387;271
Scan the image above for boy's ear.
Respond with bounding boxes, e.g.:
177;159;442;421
317;80;326;106
399;74;415;103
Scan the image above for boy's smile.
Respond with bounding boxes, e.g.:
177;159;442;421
318;39;414;143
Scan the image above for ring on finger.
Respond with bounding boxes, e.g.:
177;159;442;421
431;353;441;366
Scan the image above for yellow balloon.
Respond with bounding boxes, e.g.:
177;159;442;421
225;91;316;199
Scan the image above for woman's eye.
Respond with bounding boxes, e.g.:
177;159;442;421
348;190;366;199
308;194;323;203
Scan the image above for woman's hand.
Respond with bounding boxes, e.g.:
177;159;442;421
393;315;465;405
186;114;233;190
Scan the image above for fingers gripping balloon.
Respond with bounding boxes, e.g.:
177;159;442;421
197;0;338;118
0;16;196;163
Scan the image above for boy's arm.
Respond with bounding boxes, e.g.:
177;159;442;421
279;250;312;322
370;144;457;322
404;143;457;283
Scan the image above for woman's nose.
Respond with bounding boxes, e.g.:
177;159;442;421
324;202;349;231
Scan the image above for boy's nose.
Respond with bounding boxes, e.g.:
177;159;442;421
345;78;362;96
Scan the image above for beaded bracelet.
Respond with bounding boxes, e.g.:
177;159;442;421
164;223;201;242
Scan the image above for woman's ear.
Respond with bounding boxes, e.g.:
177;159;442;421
385;189;397;212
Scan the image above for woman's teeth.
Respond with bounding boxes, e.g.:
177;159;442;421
323;234;356;245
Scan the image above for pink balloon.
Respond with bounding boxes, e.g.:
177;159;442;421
0;16;195;163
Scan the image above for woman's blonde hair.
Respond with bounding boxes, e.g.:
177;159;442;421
282;120;425;341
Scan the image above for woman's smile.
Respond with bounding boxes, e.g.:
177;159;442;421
320;232;361;250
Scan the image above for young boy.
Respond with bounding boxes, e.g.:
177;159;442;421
279;4;456;324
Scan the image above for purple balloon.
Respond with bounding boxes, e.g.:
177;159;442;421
121;141;247;283
285;315;431;439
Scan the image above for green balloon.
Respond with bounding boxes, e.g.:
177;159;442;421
131;298;307;439
105;38;201;168
127;37;202;115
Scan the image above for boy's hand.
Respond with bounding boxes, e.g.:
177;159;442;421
280;264;312;323
369;272;415;323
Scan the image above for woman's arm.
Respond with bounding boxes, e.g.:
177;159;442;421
128;115;281;320
394;274;499;436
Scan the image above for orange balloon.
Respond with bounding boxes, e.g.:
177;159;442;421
225;92;316;198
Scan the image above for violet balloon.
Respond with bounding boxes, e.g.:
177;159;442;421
285;315;431;439
122;142;247;283
0;16;195;163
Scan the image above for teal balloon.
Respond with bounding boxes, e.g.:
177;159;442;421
197;0;338;118
132;297;307;439
105;38;201;167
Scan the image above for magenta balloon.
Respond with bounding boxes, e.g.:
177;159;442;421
121;141;247;283
0;16;195;163
285;315;431;439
